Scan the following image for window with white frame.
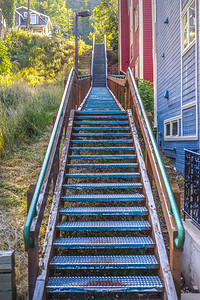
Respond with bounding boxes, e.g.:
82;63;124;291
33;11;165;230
135;5;139;31
164;118;179;138
182;1;195;49
30;14;36;24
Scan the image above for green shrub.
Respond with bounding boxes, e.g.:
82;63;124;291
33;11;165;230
138;78;154;119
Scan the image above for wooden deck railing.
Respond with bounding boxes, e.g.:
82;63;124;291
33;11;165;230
108;69;184;299
24;69;91;299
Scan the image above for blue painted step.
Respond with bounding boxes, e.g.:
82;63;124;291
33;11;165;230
65;172;140;179
66;163;138;168
61;193;145;202
72;133;132;137
56;221;151;231
70;146;134;151
63;182;142;190
75;116;128;120
46;276;163;293
59;206;147;216
69;154;136;160
71;139;133;144
76;111;126;115
53;236;155;249
73;127;130;131
50;255;159;269
74;121;129;125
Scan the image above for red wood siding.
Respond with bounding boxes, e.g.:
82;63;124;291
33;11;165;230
119;0;129;73
119;0;153;82
143;0;153;82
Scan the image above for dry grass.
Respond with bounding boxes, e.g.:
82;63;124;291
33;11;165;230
0;125;52;299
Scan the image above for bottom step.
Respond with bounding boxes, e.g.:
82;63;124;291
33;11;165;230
47;276;163;293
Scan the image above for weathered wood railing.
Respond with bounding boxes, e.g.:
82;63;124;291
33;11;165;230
108;69;184;299
24;68;91;299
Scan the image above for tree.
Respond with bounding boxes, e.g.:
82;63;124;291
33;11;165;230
0;0;16;28
89;0;118;49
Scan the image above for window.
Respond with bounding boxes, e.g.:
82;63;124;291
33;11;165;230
135;5;139;31
30;14;36;24
165;118;179;138
172;121;178;136
24;12;27;18
166;123;170;136
182;1;195;49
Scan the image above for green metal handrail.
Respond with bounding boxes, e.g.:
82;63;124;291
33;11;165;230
127;67;185;249
23;68;75;249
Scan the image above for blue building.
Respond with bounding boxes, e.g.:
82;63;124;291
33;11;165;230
152;0;199;174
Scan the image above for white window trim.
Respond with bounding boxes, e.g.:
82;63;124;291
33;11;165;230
30;14;36;24
164;116;181;140
181;0;196;53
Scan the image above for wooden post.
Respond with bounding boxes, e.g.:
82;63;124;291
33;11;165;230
27;185;38;300
0;251;16;300
53;113;59;192
170;183;182;300
145;112;153;187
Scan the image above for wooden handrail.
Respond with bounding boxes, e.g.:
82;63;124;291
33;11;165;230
24;69;91;298
107;70;184;298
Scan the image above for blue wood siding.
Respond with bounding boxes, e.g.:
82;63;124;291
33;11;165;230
156;0;199;175
182;45;196;106
182;106;196;136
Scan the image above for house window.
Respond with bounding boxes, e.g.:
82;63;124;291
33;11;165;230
172;121;178;136
182;1;195;49
31;14;36;24
166;123;170;136
135;5;139;31
24;12;27;18
165;118;180;138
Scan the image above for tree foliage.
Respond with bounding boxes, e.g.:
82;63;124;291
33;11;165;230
0;0;16;28
89;0;118;49
138;79;154;118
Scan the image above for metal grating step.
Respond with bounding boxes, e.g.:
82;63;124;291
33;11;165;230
61;193;145;202
59;206;148;216
69;154;136;160
70;140;133;144
63;182;142;190
53;236;155;249
72;133;132;137
50;255;159;269
74;121;129;125
73;127;130;131
46;276;163;293
75;116;128;120
65;172;140;179
76;111;126;115
56;221;151;231
66;163;138;169
70;147;134;151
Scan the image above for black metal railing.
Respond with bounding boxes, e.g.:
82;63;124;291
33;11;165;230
184;149;200;227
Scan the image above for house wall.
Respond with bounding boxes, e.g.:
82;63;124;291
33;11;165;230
119;0;130;74
143;0;153;82
129;0;139;77
156;0;199;174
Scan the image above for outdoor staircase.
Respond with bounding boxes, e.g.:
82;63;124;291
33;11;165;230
28;39;180;300
92;44;107;87
45;86;164;299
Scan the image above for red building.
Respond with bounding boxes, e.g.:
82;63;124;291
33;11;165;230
118;0;153;82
